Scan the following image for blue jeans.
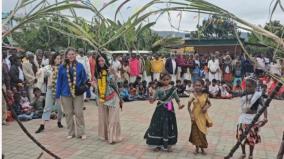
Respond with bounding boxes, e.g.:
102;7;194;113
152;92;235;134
18;112;34;121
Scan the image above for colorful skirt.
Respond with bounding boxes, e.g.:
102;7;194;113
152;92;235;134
144;103;178;149
236;123;262;146
189;122;208;148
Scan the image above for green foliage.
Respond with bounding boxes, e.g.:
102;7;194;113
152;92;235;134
190;15;236;39
11;17;91;51
248;20;284;57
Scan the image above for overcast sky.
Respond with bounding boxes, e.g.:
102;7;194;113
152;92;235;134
3;0;284;32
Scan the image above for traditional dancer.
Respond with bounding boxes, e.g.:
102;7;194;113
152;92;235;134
91;53;122;144
144;73;184;152
236;77;268;159
188;79;212;155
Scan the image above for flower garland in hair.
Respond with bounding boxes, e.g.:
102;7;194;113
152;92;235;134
52;66;59;97
98;69;107;103
66;62;77;97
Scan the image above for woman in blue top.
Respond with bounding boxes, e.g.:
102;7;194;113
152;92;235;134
56;48;87;140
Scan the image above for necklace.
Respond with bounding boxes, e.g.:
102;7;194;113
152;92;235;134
66;63;77;97
52;65;59;97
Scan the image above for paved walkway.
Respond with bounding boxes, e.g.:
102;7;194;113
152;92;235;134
2;98;284;159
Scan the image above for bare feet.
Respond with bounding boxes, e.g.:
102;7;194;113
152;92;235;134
201;148;206;155
194;147;199;155
238;154;246;159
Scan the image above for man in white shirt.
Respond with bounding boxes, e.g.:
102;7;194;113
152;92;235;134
76;48;91;79
208;54;221;82
112;55;122;81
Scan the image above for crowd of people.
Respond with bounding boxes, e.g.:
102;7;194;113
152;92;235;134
2;49;284;124
2;48;284;157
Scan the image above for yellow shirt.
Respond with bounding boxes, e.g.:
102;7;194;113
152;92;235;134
150;59;164;73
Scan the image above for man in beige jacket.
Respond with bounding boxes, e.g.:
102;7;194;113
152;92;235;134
22;52;37;100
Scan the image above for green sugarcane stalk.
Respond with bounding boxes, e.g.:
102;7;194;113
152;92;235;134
2;89;61;159
224;82;283;159
276;132;284;159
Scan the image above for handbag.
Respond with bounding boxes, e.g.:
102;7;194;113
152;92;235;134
75;79;91;96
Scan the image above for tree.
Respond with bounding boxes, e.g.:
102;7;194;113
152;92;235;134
190;15;236;39
248;20;284;57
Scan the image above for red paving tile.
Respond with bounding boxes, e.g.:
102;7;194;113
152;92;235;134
2;98;284;159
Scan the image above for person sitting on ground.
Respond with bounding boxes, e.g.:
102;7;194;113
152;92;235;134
137;84;147;100
19;91;33;113
176;80;188;97
30;88;45;119
142;80;148;92
119;82;133;102
129;83;137;99
208;79;220;98
232;80;243;97
204;79;210;93
133;76;142;88
185;80;194;95
220;81;233;99
13;92;34;121
148;81;156;98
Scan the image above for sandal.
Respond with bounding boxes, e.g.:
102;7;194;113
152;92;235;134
167;147;173;152
153;147;161;152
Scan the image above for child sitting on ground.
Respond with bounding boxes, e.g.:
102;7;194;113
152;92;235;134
176;80;188;97
14;92;34;121
185;80;194;95
208;79;220;98
137;84;147;100
204;79;211;93
129;83;137;99
148;82;156;98
220;81;233;99
119;82;133;102
232;80;243;97
30;88;45;119
20;91;33;113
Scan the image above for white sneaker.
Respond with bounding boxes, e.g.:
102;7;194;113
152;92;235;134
81;135;87;140
66;136;74;139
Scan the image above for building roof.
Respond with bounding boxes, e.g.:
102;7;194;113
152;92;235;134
185;38;244;47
